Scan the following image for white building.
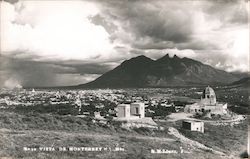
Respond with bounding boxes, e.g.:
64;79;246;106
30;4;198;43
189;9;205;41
32;88;36;93
182;120;204;133
184;86;227;115
117;102;145;119
130;102;145;118
117;104;131;118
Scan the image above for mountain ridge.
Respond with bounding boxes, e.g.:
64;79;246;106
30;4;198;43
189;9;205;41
77;54;245;88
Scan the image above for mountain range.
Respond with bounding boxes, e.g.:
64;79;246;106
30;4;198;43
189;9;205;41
77;54;247;88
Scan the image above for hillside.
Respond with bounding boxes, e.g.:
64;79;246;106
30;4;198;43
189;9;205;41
79;54;242;88
0;110;248;159
230;77;250;87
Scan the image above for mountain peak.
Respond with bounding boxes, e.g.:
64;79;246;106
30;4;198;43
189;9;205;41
163;53;170;58
156;53;171;62
157;54;182;62
120;55;153;67
80;54;242;88
173;54;179;59
133;55;151;60
126;55;153;63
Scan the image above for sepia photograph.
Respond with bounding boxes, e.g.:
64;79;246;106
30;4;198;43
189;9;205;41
0;0;249;158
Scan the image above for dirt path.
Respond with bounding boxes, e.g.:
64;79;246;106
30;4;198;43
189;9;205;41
168;113;245;125
168;127;227;156
168;113;193;122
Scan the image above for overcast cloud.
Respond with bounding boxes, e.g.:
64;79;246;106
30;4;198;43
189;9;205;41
0;0;249;87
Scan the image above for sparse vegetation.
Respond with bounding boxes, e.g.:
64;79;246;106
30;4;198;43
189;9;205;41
11;104;79;116
178;119;249;157
0;87;248;159
1;109;246;159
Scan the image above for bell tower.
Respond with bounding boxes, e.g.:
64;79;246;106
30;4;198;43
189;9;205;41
201;86;216;105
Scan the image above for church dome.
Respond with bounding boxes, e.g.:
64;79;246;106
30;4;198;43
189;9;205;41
204;86;215;96
202;86;216;105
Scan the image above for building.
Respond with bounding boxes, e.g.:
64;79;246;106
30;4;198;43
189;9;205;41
116;103;157;129
130;102;145;118
182;120;204;133
117;102;145;119
201;86;216;105
94;112;107;124
32;88;36;93
184;86;227;115
117;104;131;118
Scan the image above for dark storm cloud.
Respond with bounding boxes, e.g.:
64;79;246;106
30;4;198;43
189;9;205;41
97;0;248;51
1;0;248;87
204;0;248;25
60;63;113;75
0;57;75;87
0;56;114;87
89;14;118;34
94;0;204;53
0;57;76;74
133;40;175;50
176;40;221;50
101;0;193;43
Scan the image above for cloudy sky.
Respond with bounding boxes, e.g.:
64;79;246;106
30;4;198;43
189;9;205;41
0;0;249;88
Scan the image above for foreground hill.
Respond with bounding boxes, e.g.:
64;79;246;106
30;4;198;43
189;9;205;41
79;54;242;88
0;110;248;159
0;109;249;159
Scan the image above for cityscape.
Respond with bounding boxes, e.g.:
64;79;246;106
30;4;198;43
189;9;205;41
0;84;249;158
0;0;249;159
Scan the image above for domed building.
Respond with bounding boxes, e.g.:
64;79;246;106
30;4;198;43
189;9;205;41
201;86;216;105
184;86;227;115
